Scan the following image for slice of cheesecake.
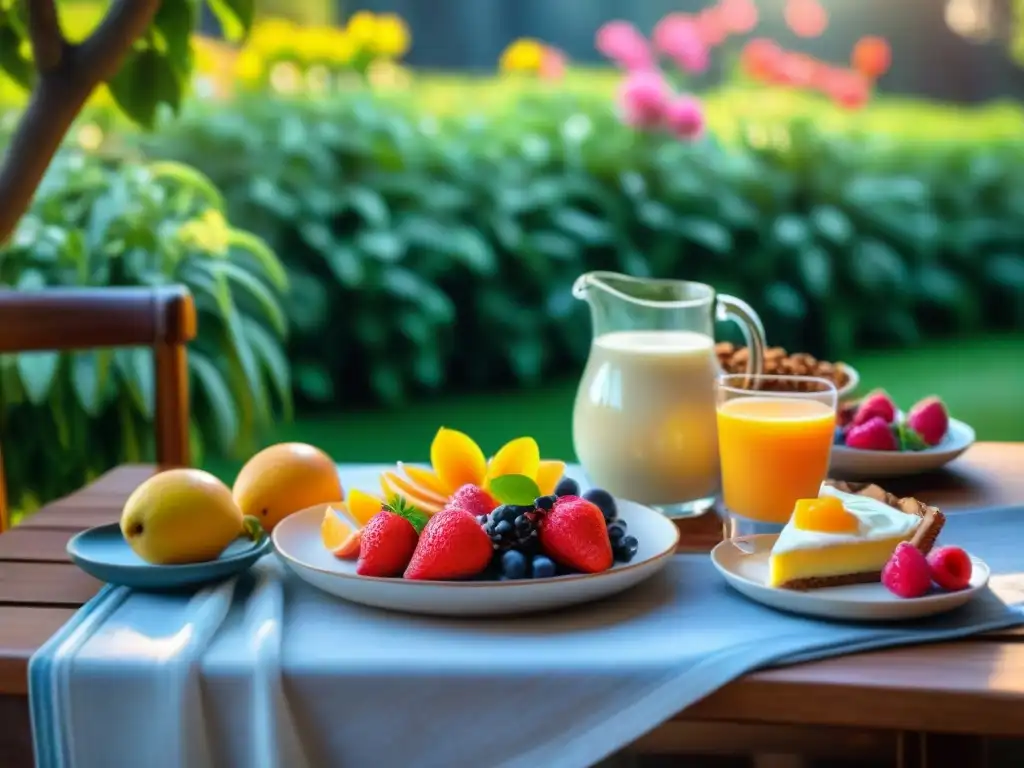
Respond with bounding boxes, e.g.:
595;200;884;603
768;480;945;590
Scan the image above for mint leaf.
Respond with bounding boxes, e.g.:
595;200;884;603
488;474;540;506
894;422;928;452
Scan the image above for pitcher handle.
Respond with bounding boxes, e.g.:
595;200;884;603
716;294;765;383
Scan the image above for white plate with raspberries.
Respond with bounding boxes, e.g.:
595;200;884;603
830;392;975;478
713;538;990;622
273;478;681;617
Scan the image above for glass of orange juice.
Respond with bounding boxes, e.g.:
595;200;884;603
716;374;837;537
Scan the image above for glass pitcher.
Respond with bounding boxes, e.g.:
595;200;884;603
572;271;766;518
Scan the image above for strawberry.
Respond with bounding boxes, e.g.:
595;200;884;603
882;542;932;599
852;390;897;426
356;505;421;577
845;416;899;451
927;546;973;591
404;507;493;580
446;484;497;518
907;396;949;446
538;495;613;574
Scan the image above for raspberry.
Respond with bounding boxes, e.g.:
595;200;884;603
927;546;973;591
907;396;949;447
845;416;899;451
446;484;497;518
852;391;897;426
882;542;932;599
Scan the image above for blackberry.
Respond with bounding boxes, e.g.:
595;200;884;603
483;505;542;553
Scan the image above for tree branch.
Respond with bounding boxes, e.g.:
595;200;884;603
0;0;161;245
27;0;64;73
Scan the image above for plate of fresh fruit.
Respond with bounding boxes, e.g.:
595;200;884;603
273;429;680;617
829;391;975;478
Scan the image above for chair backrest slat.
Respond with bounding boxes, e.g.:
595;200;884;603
0;286;197;532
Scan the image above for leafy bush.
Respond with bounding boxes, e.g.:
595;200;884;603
0;152;290;517
135;89;1024;408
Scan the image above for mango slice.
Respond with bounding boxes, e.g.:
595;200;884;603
430;427;487;494
535;460;566;496
398;462;447;496
384;470;447;507
346;489;385;526
381;473;444;515
485;437;540;485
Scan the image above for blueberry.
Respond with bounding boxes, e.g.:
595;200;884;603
501;550;527;579
476;514;488;525
616;535;639;563
492;505;518;524
532;555;557;579
554;477;580;497
495;520;513;536
607;522;626;543
534;494;557;511
833;426;846;446
515;515;532;532
582;488;617;521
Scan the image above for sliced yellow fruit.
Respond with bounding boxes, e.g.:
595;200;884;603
485;437;540;484
535;460;566;496
346;488;385;526
383;470;447;507
321;505;354;551
398;462;447;496
430;427;487;493
381;473;444;515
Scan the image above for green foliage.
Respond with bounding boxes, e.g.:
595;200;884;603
0;150;291;517
134;90;1024;408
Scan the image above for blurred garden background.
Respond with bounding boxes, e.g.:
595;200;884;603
2;0;1024;518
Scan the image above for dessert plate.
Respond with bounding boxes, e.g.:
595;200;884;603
829;417;975;479
274;499;680;617
68;523;272;591
711;534;989;621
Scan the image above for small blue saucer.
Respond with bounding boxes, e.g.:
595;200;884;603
67;524;272;591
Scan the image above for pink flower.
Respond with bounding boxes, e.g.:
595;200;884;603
664;95;705;140
540;47;567;81
596;20;654;71
694;7;728;47
720;0;759;34
652;14;709;74
618;70;669;129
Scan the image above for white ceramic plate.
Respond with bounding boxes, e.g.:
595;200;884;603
829;417;975;479
711;534;989;621
274;499;680;617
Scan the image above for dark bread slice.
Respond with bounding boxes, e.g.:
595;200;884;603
776;480;946;591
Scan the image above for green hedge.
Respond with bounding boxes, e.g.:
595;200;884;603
0;152;290;517
135;89;1024;407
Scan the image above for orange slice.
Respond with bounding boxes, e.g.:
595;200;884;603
793;496;859;534
346;488;385;526
382;470;447;507
321;505;361;558
380;473;444;515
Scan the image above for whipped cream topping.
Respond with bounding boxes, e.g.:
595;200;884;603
771;484;921;554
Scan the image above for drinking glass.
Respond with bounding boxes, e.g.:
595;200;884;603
716;374;837;538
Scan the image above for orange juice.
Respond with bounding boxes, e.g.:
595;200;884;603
717;396;836;524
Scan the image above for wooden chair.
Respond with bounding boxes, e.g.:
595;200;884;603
0;286;197;532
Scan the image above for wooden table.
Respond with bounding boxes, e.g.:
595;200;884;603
2;444;1023;768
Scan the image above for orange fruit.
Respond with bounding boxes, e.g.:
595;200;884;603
233;442;343;532
321;505;361;559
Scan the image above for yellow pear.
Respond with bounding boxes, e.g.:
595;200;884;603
233;442;343;532
121;468;246;565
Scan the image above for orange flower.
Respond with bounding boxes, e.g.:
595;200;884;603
784;0;828;38
852;36;892;80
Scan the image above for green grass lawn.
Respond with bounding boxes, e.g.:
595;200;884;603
203;334;1024;482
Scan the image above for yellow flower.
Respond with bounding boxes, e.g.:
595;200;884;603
249;17;297;54
372;13;411;58
377;428;566;516
499;38;545;74
347;10;378;47
234;49;263;82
